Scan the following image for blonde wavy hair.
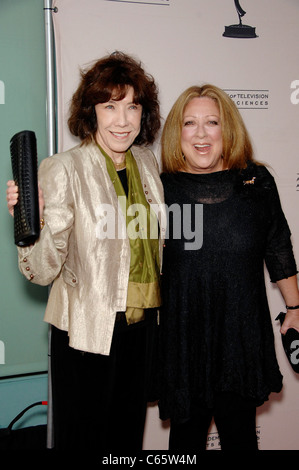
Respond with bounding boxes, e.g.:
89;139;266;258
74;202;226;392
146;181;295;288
161;84;254;173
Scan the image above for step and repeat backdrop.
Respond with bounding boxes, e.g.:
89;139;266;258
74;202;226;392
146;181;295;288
51;0;299;450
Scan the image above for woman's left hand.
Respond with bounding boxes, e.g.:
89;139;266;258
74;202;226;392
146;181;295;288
280;309;299;335
276;276;299;334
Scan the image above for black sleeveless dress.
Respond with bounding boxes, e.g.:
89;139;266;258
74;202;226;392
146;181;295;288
158;163;297;424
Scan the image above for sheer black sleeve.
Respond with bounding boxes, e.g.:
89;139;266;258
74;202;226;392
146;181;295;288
262;166;298;282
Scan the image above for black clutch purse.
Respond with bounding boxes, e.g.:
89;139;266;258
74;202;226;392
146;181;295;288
10;130;40;246
276;312;299;373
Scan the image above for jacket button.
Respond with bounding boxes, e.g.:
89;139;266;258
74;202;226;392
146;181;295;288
29;274;34;280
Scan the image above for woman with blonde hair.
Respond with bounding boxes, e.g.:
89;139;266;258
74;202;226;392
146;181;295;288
161;84;253;173
158;84;299;450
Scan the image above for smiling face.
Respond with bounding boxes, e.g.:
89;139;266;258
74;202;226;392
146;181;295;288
181;96;224;174
94;86;142;163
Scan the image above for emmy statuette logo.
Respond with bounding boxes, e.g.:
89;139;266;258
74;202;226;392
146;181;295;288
223;0;258;38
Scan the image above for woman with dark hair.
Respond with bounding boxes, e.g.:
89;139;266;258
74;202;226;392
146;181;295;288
158;84;299;450
68;52;160;146
6;51;164;450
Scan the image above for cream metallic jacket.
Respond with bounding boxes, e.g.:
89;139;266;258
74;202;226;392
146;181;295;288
18;142;165;355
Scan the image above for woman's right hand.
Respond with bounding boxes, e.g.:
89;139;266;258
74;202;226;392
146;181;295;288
6;180;45;218
6;180;18;217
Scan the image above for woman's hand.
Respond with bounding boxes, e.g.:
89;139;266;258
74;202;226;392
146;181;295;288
280;309;299;335
277;275;299;335
6;180;18;217
276;276;299;334
6;180;45;218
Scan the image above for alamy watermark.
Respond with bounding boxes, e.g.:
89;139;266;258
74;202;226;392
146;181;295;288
290;340;299;366
0;80;5;104
290;80;299;104
0;340;5;364
95;196;203;250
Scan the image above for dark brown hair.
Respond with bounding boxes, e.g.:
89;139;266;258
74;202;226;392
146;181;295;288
68;51;161;145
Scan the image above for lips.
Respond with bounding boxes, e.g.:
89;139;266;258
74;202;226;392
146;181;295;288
194;144;211;153
111;131;130;138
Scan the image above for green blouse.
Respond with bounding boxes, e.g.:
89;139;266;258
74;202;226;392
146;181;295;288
99;145;161;323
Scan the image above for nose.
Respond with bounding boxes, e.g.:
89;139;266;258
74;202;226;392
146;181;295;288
196;122;206;139
116;108;129;127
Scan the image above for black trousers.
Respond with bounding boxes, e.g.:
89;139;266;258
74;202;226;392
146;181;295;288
50;310;158;450
169;397;259;451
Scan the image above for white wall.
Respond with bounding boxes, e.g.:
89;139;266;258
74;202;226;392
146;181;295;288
52;0;299;450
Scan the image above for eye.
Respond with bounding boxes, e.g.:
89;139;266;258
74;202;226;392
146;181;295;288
129;104;140;111
105;104;115;109
183;120;195;126
208;120;219;126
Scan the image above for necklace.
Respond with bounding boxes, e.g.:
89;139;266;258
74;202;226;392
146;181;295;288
113;160;126;170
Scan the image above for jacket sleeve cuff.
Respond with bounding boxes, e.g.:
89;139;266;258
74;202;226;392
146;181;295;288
17;223;61;286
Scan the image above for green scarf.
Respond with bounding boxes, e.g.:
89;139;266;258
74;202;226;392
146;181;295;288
99;145;161;323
